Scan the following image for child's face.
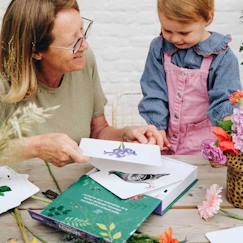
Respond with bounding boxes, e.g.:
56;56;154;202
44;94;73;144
159;14;210;49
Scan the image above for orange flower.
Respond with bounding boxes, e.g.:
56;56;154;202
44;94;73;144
229;91;243;106
213;127;231;142
219;141;240;154
159;228;179;243
213;127;240;154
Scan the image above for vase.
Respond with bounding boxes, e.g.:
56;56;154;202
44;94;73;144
226;153;243;208
209;160;225;168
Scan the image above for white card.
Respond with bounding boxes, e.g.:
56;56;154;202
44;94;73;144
80;138;163;174
88;157;195;199
0;166;39;214
89;169;181;199
206;227;243;243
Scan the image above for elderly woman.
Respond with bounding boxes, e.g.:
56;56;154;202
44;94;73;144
0;0;163;167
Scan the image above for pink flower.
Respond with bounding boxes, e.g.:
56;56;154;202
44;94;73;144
201;140;227;165
197;184;223;220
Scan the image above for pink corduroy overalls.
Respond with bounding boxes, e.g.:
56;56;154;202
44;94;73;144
164;53;215;155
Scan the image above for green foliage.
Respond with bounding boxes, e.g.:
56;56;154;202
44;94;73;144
217;120;233;133
127;232;159;243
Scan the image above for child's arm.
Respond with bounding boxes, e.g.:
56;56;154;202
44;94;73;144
208;48;242;125
138;37;169;131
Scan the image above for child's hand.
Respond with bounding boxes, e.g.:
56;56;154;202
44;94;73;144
160;130;171;151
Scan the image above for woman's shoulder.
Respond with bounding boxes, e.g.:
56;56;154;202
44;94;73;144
85;48;97;68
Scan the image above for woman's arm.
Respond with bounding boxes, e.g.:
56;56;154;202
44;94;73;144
90;114;165;149
0;134;89;167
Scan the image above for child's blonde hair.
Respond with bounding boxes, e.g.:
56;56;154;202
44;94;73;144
157;0;214;23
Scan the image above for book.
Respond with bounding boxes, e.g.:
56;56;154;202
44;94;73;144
29;175;161;243
88;156;197;204
30;139;197;241
145;157;198;215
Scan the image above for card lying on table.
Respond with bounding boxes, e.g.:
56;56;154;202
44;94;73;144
88;156;197;214
79;138;164;174
0;166;39;214
29;175;161;243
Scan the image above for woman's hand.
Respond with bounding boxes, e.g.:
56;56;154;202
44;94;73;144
122;125;170;150
31;133;90;167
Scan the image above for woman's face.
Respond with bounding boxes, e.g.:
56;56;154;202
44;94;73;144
38;8;88;75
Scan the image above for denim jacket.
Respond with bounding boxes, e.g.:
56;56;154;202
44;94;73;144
138;32;242;130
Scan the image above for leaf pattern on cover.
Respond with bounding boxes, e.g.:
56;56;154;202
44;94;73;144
97;223;122;241
63;217;91;228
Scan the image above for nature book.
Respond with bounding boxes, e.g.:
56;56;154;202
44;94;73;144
29;175;161;243
30;139;197;241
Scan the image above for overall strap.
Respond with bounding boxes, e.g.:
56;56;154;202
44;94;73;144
164;53;172;63
200;55;214;71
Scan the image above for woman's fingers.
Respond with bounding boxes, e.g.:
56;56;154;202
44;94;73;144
34;133;90;167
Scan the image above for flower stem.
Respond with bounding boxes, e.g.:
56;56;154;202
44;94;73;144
25;225;48;243
44;161;62;194
31;195;52;204
220;208;243;221
12;208;29;243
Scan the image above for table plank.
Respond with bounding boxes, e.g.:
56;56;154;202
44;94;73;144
1;208;242;243
2;155;241;243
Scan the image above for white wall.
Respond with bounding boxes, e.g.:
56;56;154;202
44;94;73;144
0;0;243;125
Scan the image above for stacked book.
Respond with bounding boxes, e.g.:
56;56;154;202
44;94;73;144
30;138;197;242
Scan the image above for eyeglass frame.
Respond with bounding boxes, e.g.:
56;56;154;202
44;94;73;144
50;17;93;54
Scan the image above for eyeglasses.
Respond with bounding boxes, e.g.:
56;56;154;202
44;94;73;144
50;17;93;54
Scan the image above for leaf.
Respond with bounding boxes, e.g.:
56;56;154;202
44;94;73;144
96;223;107;231
99;232;109;237
109;223;116;231
112;232;122;240
49;207;55;212
63;209;71;214
240;44;243;52
217;120;233;133
57;205;64;211
0;186;12;196
0;186;12;193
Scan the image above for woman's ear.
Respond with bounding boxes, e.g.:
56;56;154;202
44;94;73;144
32;52;43;60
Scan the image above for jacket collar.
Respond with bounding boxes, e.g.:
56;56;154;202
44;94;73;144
162;32;231;57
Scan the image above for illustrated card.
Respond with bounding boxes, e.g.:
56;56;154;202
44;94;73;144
79;138;163;174
0;166;39;214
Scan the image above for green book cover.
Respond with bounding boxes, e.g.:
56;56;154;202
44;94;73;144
30;175;161;242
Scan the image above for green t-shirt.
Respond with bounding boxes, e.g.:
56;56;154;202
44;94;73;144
0;48;107;144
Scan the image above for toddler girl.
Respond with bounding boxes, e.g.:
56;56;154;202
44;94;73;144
139;0;242;154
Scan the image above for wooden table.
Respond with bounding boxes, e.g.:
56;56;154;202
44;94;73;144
0;156;243;243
